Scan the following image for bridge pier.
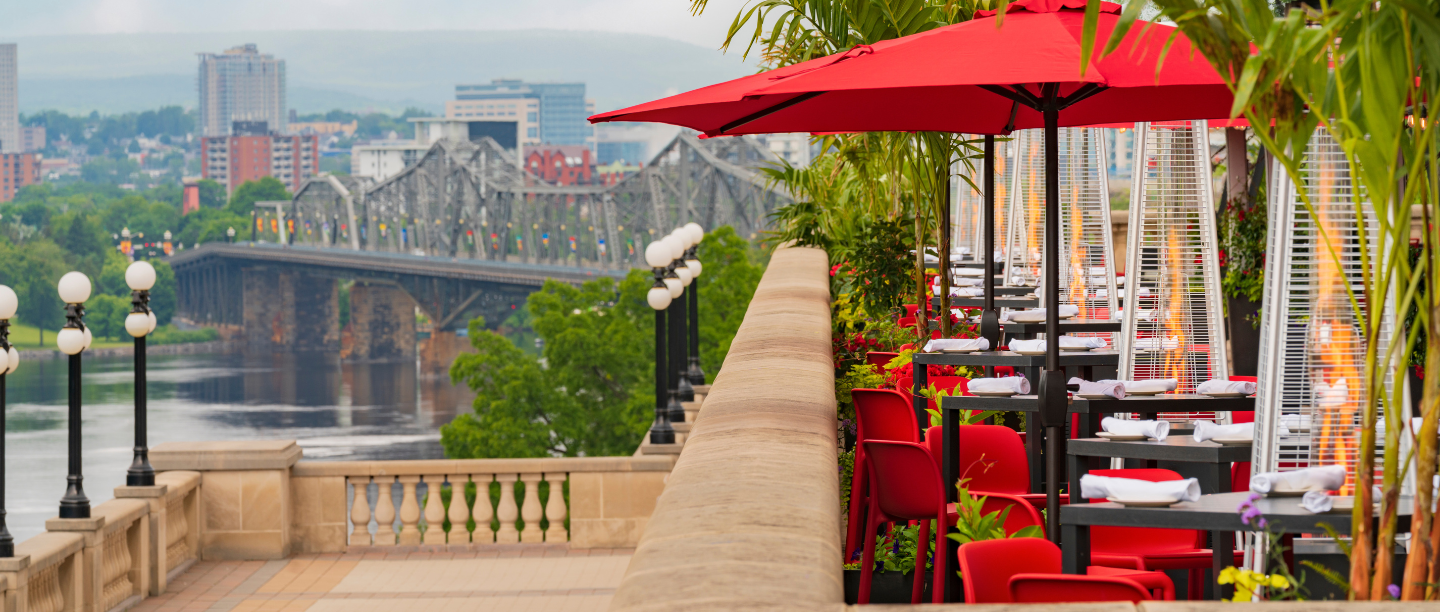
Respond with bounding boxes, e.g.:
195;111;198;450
242;269;341;352
348;283;417;361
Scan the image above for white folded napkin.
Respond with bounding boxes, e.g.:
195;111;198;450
1193;420;1255;442
1080;474;1201;502
967;376;1031;395
1301;490;1334;513
1060;335;1108;349
1133;336;1181;351
1196;379;1257;395
1281;414;1312;434
1101;416;1169;440
957;287;985;296
1008;339;1047;352
1069;377;1126;399
1115;308;1154;321
955;267;985;277
953;277;983;287
1116;275;1126;286
1116;287;1153;298
1005;305;1080;322
923;338;989;353
1249;466;1347;495
1099;379;1178;394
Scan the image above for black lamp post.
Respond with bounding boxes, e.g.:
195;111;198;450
56;272;93;519
643;242;675;444
681;223;706;386
0;285;18;556
663;233;691;421
125;262;158;487
251;211;257;242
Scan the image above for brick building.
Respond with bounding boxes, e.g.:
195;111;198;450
0;153;38;202
201;121;319;193
522;145;592;186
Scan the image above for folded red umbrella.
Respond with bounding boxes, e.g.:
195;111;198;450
591;0;1235;136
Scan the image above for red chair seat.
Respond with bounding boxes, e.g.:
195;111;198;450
1010;574;1152;603
1089;566;1175;600
958;537;1171;604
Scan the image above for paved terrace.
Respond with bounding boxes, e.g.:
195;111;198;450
131;545;631;612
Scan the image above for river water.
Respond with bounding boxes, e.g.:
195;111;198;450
2;351;472;541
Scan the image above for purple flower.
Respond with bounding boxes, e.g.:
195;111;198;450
1389;584;1401;599
1237;493;1267;528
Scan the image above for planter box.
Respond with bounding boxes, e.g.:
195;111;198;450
842;567;935;604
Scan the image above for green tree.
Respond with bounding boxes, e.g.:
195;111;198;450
196;179;226;209
50;212;110;278
147;260;177;325
0;238;69;344
85;294;130;340
694;226;765;381
226;177;290;217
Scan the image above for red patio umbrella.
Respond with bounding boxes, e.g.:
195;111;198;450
591;0;1237;594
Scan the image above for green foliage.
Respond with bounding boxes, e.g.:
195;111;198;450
0;237;69;333
948;484;1042;547
175;208;248;246
196;179;226;210
841;214;917;321
85;294;130;340
836;363;885;425
149;324;220;345
50;211;111;277
1217;170;1267;303
226;177;291;217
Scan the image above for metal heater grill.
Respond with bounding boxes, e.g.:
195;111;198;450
1003;128;1119;323
1119;121;1228;415
953;138;1015;262
1252;127;1407;492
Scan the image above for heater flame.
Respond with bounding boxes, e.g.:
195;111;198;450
1068;182;1088;318
1309;156;1360;495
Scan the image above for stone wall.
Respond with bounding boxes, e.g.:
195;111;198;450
241;269;339;352
609;244;841;611
347;283;417;361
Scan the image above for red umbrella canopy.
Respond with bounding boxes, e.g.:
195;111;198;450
590;0;1234;135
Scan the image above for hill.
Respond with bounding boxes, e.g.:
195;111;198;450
12;29;754;114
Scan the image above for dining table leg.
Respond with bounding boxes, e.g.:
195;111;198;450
1066;452;1088;513
1211;530;1236;600
912;360;929;440
942;405;961;602
1062;523;1090;574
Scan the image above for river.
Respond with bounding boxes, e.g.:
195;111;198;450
2;351;472;541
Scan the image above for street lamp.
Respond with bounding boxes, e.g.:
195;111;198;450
682;223;706;386
56;271;93;519
644;241;675;445
0;285;18;556
662;233;691;421
251;210;258;242
226;226;235;243
125;261;158;487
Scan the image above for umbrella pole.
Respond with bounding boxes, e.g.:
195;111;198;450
1038;97;1067;546
980;135;1000;350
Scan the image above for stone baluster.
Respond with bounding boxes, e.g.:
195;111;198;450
495;474;520;544
446;475;471;544
519;473;544;543
544;472;568;542
471;474;495;544
374;476;397;545
398;476;422;545
30;564;61;612
349;476;372;545
422;475;447;545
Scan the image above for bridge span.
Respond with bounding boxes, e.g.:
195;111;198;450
169;242;626;360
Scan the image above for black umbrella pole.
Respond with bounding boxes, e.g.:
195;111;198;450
980;135;1000;347
1046;425;1062;544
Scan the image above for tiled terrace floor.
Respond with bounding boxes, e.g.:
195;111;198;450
131;544;634;612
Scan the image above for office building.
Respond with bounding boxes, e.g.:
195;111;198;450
450;80;594;148
198;44;287;137
597;141;645;165
201;121;318;193
1106;127;1135;177
0;153;39;202
0;44;16;154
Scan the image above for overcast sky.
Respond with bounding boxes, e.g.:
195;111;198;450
0;0;752;50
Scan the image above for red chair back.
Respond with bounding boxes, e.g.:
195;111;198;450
853;389;919;444
1010;575;1152;603
958;425;1030;495
1088;469;1204;550
866;351;900;373
862;440;945;520
957;538;1060;603
979;493;1044;537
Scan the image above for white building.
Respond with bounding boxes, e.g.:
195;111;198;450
350;117;534;181
197;44;287;137
763;133;813;167
0;44;17;154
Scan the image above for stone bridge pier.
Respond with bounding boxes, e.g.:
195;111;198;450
347;283;418;361
242;269;341;352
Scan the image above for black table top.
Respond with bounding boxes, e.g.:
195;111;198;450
1068;436;1254;463
939;393;1252;415
1001;319;1123;334
1062;491;1409;535
915;350;1121;367
935;297;1038;309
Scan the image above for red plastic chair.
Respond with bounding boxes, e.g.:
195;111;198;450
866;351;900;374
845;389;921;563
957;537;1173;603
978;493;1044;537
859;440;953;604
1087;468;1211;600
926;424;1068;511
1010;575;1153;603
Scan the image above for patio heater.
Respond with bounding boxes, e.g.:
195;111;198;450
1118;121;1229;417
952;138;1014;262
1003;127;1119;322
1253;127;1408;492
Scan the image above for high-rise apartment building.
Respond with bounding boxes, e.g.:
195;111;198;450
201;121;318;194
0;153;39;203
449;80;594;149
0;44;17;154
197;44;287;137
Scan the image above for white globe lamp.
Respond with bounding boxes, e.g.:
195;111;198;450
5;346;16;375
126;313;151;338
644;242;671;269
57;328;85;356
126;261;157;291
0;285;16;320
58;272;91;304
647;285;672;310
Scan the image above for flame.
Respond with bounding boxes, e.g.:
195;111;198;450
995;143;1008;260
1310;155;1360;494
1026;137;1042;282
1158;218;1191;392
1067;181;1088;318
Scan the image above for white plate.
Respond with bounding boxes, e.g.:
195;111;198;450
1211;436;1253;445
1264;487;1312;497
1061;347;1092;352
1097;432;1148;441
1127;390;1164;396
1107;496;1179;508
1013;350;1047;356
971;389;1018;397
1076;393;1114;400
1058;313;1075;319
939;349;981;354
1202;391;1247;398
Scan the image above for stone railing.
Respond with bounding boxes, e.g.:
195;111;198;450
0;468;201;612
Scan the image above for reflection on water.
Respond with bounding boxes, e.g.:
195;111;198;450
3;351;472;541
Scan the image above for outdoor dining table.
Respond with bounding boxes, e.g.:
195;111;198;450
1001;319;1122;338
938;297;1039;309
1061;492;1413;600
1067;435;1252;498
